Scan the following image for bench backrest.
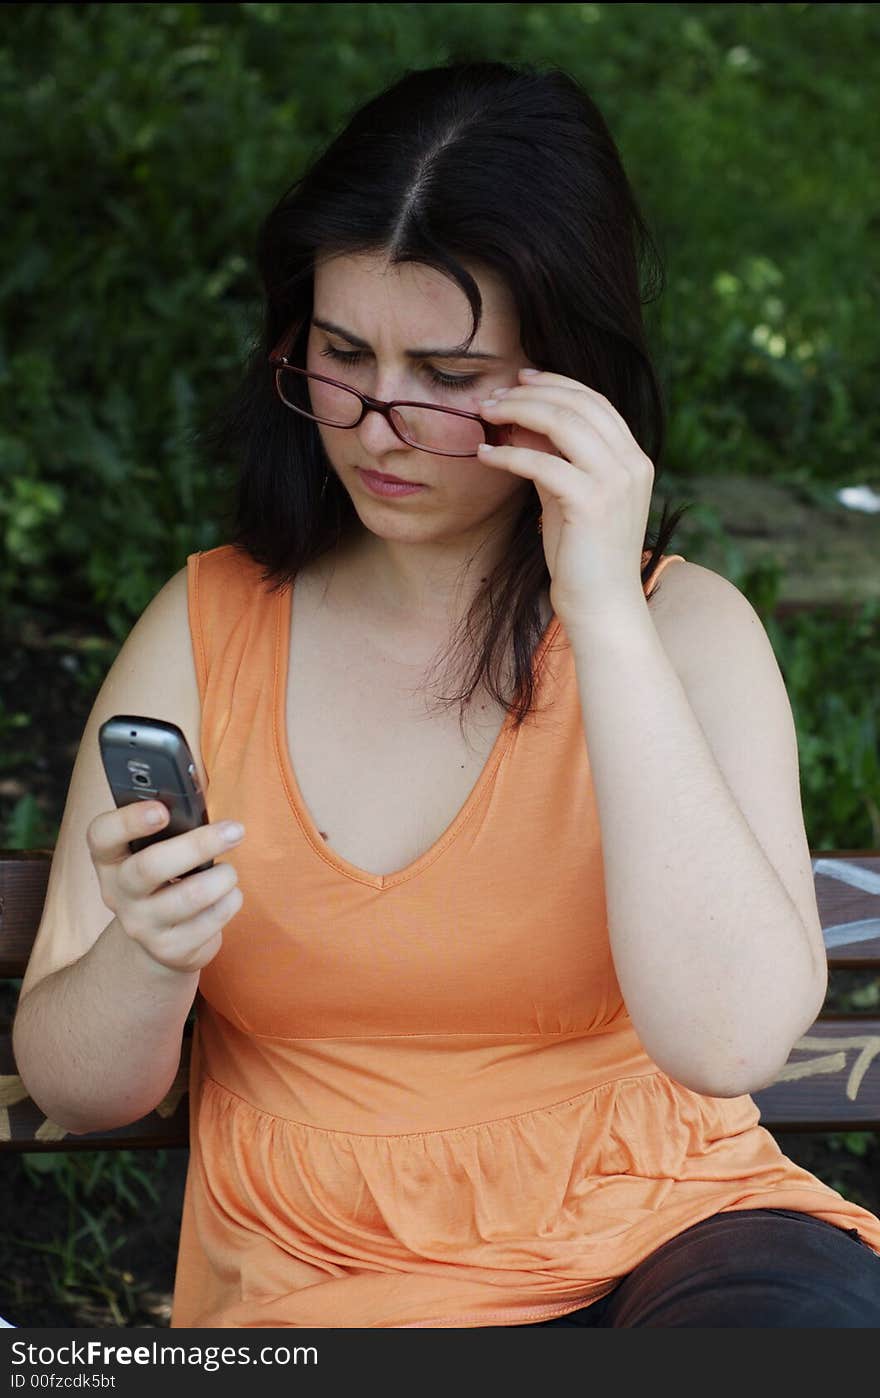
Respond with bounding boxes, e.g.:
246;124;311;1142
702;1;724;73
1;849;879;1152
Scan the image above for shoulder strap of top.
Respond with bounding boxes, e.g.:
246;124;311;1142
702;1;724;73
186;544;276;706
642;552;686;602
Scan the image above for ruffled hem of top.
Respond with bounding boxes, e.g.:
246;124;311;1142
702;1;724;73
171;1069;880;1327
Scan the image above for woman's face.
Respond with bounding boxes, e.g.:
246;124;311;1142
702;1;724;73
306;250;546;544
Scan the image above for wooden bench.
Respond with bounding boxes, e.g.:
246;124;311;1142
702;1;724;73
1;848;879;1152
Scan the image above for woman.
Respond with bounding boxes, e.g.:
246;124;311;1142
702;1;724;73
14;60;880;1328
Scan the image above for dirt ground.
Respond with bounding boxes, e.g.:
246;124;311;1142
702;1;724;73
660;468;880;609
2;476;878;1327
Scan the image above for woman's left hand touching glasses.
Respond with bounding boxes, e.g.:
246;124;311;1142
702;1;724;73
478;368;655;632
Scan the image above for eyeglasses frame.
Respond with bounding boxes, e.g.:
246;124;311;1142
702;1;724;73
268;321;507;458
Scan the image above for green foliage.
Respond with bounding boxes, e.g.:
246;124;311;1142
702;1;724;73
0;699;32;759
3;793;56;850
21;1148;161;1211
2;3;878;625
769;601;880;850
849;980;880;1011
826;1132;873;1160
9;1150;166;1324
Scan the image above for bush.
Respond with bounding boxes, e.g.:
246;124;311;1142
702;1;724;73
2;3;878;633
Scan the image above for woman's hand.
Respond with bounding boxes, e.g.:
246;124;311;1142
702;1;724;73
478;368;655;630
87;801;245;974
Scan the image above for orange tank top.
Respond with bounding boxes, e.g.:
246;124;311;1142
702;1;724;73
170;543;880;1328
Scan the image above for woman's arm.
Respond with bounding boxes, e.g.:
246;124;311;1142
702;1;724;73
12;564;216;1135
13;917;198;1135
568;578;826;1100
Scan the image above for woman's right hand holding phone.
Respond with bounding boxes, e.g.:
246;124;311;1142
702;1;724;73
87;801;245;974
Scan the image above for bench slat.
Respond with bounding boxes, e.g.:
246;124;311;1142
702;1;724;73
810;853;880;964
0;852;53;977
749;1015;880;1130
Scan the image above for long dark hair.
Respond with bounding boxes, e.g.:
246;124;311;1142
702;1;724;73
205;59;693;736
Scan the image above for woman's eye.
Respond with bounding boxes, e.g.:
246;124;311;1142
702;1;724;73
319;345;479;394
320;346;363;367
426;368;480;393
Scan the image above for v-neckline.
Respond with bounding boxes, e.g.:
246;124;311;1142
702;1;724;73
273;576;561;891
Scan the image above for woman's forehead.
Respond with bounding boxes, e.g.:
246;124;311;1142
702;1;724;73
312;251;518;349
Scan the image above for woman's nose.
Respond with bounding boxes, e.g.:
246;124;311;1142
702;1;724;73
356;402;408;452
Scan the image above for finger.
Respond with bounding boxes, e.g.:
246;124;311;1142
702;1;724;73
148;859;241;927
512;369;626;433
477;441;586;501
88;800;170;867
124;819;244;897
131;886;242;973
481;396;624;478
490;384;623;450
518;369;608;401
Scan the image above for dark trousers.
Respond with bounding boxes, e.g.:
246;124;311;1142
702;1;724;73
513;1209;880;1328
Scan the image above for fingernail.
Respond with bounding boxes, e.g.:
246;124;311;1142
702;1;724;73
145;805;165;825
222;822;245;842
521;368;540;376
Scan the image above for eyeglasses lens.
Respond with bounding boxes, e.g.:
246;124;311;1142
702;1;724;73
275;369;486;455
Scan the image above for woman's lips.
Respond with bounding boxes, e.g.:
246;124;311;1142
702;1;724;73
357;468;427;497
359;468;421;485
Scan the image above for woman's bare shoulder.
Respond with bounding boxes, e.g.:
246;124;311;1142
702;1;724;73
17;565;205;1000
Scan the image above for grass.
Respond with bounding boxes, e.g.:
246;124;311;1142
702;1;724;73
3;1150;170;1327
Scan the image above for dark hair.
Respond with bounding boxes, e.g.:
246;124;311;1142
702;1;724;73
205;59;693;737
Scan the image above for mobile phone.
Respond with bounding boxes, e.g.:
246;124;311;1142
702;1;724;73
98;715;214;878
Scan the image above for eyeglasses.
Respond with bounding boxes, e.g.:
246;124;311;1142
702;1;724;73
268;322;506;458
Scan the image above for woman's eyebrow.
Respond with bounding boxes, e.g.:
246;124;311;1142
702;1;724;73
312;317;502;360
